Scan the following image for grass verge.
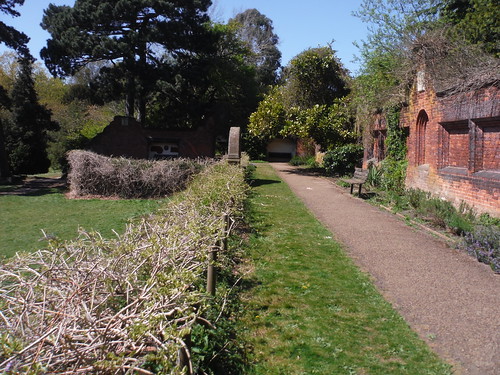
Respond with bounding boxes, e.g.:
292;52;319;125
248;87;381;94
0;190;163;259
239;163;451;374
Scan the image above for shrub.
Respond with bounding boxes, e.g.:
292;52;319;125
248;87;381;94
0;161;249;374
68;150;211;198
323;143;363;176
366;163;383;187
406;188;430;209
289;155;319;168
379;158;408;193
461;225;500;273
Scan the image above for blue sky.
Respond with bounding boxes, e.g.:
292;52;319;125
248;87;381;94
0;0;368;75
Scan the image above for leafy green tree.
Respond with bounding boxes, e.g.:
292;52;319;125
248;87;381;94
282;46;350;109
145;21;259;138
249;45;354;150
4;56;58;174
440;0;499;56
284;99;356;150
41;0;214;123
229;9;281;88
248;85;286;140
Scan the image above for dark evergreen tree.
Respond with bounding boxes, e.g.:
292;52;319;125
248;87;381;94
4;56;58;175
0;0;29;178
0;0;29;57
440;0;499;56
41;0;214;123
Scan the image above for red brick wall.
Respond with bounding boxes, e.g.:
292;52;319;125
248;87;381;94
448;129;469;168
365;84;499;216
483;126;500;170
402;85;500;216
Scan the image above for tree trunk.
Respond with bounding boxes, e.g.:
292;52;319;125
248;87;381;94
0;122;10;180
138;97;146;124
125;75;135;118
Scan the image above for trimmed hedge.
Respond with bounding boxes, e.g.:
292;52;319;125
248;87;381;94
68;150;211;199
0;161;248;374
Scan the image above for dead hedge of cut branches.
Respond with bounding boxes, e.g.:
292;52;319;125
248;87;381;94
67;150;212;199
0;161;248;374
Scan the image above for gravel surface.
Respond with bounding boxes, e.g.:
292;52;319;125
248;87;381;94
271;163;499;375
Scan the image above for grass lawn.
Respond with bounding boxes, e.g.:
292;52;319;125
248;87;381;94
0;185;164;259
239;163;452;374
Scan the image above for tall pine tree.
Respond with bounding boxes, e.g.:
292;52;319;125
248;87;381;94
41;0;214;123
4;56;58;175
0;0;29;178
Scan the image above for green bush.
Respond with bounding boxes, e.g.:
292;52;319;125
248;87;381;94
289;155;319;168
406;188;430;209
366;163;383;187
323;144;363;176
380;158;408;193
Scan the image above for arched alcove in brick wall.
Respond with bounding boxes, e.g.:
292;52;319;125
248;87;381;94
416;110;428;165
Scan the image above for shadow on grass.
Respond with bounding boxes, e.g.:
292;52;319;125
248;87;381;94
0;177;67;197
249;178;281;187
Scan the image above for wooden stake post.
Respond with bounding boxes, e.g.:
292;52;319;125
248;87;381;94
206;214;230;296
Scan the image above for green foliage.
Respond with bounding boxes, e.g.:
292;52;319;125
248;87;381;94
323;144;364;176
241;132;267;160
229;8;281;87
248;85;286;140
289;155;318;168
379;158;408;193
0;0;29;56
376;106;408;193
284;99;356;150
440;0;500;56
3;56;58;175
249;45;354;150
366;163;383;186
41;0;214;121
282;46;350;109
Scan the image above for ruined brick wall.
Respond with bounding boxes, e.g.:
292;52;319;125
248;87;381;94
89;117;148;158
401;85;499;216
89;116;215;159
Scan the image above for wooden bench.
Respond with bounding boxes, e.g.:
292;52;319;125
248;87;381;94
342;167;368;195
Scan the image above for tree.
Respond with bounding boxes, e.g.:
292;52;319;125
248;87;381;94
0;0;29;179
41;0;214;123
249;46;355;150
4;56;58;174
229;9;281;88
0;0;29;56
282;46;350;109
439;0;499;56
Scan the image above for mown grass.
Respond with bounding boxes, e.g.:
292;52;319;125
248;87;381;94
239;163;452;375
0;187;163;259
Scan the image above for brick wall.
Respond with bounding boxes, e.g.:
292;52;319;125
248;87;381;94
89;116;215;159
402;85;500;216
365;84;499;216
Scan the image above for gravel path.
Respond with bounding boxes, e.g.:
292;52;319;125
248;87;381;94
270;163;499;375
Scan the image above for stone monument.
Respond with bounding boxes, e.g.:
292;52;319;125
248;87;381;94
227;127;241;164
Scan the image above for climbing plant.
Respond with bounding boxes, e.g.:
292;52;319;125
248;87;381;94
380;106;408;192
